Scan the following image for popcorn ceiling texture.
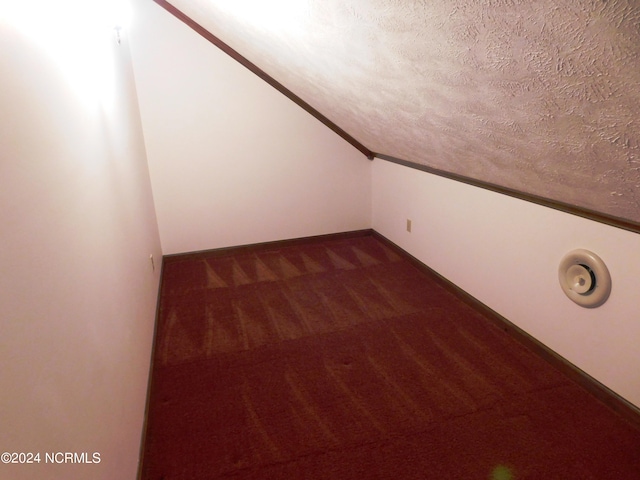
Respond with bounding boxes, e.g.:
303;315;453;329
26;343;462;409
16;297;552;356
168;0;640;223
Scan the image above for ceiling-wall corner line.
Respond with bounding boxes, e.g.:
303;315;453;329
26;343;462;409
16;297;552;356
375;154;640;236
152;0;372;160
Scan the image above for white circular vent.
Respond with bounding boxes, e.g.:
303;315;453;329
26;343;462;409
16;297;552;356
558;249;611;308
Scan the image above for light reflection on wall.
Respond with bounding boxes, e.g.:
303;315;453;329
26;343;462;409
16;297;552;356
0;0;132;112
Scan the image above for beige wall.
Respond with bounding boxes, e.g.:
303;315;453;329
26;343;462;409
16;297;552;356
128;0;372;255
0;2;161;479
372;159;640;409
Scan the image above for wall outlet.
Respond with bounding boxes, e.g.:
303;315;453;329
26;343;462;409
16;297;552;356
406;219;412;233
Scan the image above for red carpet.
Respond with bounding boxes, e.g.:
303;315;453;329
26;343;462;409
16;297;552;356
141;233;640;479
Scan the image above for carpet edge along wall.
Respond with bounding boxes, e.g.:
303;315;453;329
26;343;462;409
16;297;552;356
141;230;640;479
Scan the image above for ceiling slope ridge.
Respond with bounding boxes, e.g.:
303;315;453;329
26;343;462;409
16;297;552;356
152;0;373;160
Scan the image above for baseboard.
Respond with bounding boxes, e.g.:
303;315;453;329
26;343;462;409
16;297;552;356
137;259;166;480
370;230;640;431
162;229;374;263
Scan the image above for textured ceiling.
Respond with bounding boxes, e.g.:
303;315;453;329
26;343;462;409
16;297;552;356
163;0;640;226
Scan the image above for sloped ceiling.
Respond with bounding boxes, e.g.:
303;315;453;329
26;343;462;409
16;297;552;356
157;0;640;228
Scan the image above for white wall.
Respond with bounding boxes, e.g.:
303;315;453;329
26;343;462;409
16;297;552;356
0;2;161;479
372;159;640;408
128;0;372;255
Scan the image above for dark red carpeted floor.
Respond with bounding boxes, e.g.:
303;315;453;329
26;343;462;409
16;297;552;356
140;233;640;479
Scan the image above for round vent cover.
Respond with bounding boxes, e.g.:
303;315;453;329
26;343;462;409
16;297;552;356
558;249;611;308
